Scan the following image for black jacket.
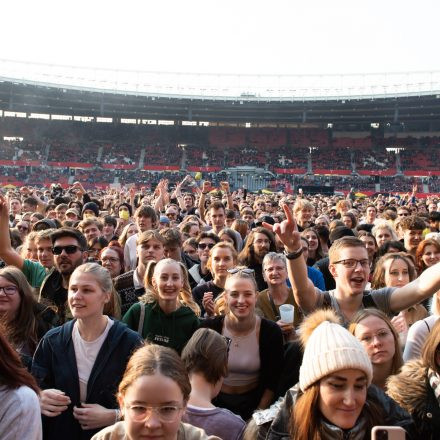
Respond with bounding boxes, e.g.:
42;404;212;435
200;315;284;393
32;319;143;440
263;384;415;440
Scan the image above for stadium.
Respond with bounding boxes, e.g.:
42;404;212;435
0;59;440;196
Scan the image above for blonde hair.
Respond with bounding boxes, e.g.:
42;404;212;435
141;259;200;316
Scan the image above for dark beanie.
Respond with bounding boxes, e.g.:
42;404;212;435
329;226;355;243
82;202;100;217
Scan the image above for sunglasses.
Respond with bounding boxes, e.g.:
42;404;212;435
52;245;82;255
198;243;215;250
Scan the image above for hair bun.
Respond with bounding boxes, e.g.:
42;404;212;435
299;309;341;347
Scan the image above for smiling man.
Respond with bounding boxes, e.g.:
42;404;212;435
266;204;440;327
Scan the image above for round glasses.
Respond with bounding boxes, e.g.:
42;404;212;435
125;404;184;423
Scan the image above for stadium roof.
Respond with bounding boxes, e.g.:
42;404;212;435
1;60;440;125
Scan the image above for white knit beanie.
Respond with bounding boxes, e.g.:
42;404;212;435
299;318;373;391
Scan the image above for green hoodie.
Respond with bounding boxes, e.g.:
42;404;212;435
122;301;199;354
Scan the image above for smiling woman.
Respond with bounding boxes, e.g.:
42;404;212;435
122;259;200;354
31;263;143;440
201;268;284;420
259;309;414;440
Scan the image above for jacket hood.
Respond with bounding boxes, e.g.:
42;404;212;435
386;358;428;417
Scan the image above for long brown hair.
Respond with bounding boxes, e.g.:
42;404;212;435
370;252;416;289
290;382;385;439
422;319;440;374
0;327;39;393
290;383;321;440
349;308;403;377
0;266;40;354
238;227;276;265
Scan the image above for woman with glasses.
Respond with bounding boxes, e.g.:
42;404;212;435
99;243;125;279
388;318;440;440
188;232;219;288
91;344;220;440
192;242;237;316
123;259;200;354
32;263;142;440
0;266;56;369
349;309;403;390
201;267;284;420
181;328;246;440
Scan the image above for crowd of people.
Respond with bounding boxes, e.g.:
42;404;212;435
0;175;440;439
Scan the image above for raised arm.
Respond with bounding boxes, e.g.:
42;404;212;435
389;261;440;313
220;181;233;210
263;203;318;313
198;180;212;223
0;195;25;270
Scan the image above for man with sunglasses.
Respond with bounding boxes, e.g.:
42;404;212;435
188;232;220;288
38;227;88;323
265;204;440;327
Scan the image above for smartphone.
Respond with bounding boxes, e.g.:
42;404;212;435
371;426;405;440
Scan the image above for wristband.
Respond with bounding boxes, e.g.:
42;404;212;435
284;247;303;260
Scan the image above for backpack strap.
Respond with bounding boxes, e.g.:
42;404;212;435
137;303;146;336
424;319;431;332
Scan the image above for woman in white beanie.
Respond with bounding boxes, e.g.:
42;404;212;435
259;309;414;440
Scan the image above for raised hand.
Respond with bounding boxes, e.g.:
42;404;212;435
220;181;230;194
202;180;212;194
262;203;301;252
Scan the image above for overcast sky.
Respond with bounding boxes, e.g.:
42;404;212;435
1;0;439;76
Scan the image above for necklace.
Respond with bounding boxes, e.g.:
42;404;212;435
225;316;257;348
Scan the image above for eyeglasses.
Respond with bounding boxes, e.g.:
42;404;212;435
227;267;255;275
17;225;29;231
333;259;370;269
101;257;119;263
125;405;184;423
52;245;82;255
360;330;392;345
197;242;215;250
0;285;18;296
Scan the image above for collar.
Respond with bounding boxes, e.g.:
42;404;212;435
133;269;144;289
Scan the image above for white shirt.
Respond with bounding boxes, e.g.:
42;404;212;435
72;317;114;402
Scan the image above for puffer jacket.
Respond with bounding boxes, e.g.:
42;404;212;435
387;359;440;440
258;383;414;440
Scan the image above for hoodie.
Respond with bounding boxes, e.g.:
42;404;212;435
123;301;199;354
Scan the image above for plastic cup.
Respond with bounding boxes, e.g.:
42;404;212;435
279;304;294;324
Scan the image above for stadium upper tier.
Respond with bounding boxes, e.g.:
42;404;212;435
1;60;440;125
1;59;440;100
